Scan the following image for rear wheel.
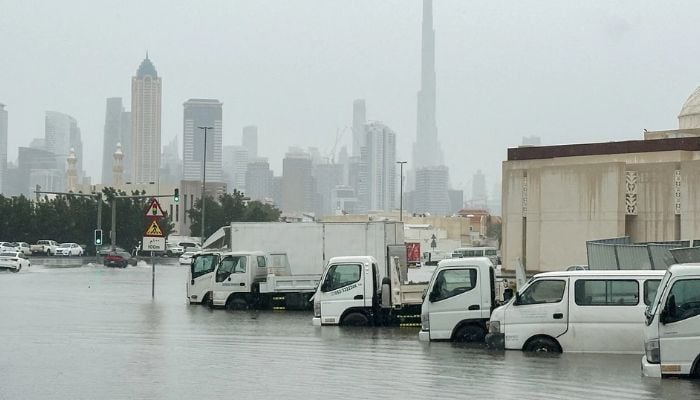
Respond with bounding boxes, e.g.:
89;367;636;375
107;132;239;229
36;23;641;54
453;324;486;343
524;337;561;353
341;312;369;326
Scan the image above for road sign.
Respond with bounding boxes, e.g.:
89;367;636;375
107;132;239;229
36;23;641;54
144;219;164;237
142;236;166;252
145;198;165;218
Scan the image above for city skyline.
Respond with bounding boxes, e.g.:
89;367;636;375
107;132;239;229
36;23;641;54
2;1;700;195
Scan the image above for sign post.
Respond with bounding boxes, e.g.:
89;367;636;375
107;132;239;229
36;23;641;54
143;198;166;298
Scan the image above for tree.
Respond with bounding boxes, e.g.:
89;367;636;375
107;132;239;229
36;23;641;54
187;191;281;237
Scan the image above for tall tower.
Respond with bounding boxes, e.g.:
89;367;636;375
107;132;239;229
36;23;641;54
131;54;162;183
66;148;77;192
352;99;366;157
412;0;443;168
102;98;126;185
242;125;258;159
182;99;222;183
113;143;124;186
0;103;7;193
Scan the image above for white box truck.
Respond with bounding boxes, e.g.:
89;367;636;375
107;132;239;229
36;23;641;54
191;221;407;310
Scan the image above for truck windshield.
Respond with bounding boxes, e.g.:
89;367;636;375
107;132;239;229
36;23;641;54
191;254;218;279
216;256;247;282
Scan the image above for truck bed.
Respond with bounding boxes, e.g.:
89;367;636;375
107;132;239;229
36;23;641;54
398;283;428;306
259;274;321;294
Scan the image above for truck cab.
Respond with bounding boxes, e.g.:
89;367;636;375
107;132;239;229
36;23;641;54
210;251;270;309
187;250;221;304
642;263;700;378
418;257;495;342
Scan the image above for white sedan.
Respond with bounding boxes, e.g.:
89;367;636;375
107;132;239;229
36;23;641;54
179;252;196;265
55;243;84;256
0;251;30;272
17;242;32;256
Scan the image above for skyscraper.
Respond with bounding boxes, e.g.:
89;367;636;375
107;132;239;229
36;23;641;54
282;148;314;214
101;98;130;185
471;169;487;207
360;122;396;212
242;125;258;159
0;103;7;193
131;55;162;183
183;99;222;183
414;166;450;215
45;111;83;176
412;0;444;169
352;99;366;157
245;158;273;201
223;145;249;193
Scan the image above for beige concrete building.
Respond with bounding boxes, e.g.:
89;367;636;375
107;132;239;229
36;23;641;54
502;135;700;273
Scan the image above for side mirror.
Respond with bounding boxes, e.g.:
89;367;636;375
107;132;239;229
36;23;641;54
503;288;513;302
422;288;427;300
513;292;522;306
320;282;328;292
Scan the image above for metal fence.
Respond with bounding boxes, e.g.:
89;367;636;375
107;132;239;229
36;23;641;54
586;238;700;270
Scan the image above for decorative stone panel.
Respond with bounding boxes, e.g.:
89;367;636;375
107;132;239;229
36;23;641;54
625;171;638;215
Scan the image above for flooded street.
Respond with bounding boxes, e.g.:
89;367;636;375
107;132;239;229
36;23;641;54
0;260;698;400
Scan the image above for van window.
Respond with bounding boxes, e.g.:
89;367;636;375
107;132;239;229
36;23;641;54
666;279;700;322
643;279;661;306
257;256;266;268
519;280;565;305
322;264;361;292
574;280;639;306
431;268;478;302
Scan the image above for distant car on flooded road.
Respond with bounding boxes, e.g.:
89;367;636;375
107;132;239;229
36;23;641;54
55;243;84;257
179;252;195;265
0;251;30;272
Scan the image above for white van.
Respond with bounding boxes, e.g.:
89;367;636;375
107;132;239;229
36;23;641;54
642;263;700;378
486;270;665;353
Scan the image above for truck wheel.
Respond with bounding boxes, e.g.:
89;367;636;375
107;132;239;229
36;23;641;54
226;296;249;311
525;337;561;353
341;312;369;326
453;324;486;343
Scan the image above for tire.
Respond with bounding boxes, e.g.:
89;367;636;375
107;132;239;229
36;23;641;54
453;324;486;343
11;265;20;273
524;337;561;353
225;296;249;311
341;312;370;326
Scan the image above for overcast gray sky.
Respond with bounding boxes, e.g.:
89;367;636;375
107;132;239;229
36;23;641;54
2;0;699;196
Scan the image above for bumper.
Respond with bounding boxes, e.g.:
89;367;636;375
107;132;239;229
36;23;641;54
0;263;19;270
641;356;662;378
418;330;430;342
485;333;505;350
104;261;126;268
312;317;321;326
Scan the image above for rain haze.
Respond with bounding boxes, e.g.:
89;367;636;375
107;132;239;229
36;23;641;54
1;0;700;195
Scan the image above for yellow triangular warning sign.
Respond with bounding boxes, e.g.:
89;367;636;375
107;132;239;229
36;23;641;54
144;220;164;237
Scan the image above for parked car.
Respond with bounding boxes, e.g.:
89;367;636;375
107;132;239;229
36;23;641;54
17;242;32;256
165;243;185;257
0;242;20;253
55;243;84;256
30;240;58;256
103;250;137;268
179;252;196;265
0;251;30;272
178;241;201;252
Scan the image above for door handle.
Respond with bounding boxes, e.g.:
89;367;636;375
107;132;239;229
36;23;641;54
239;282;245;286
354;295;364;300
553;313;563;319
468;305;480;311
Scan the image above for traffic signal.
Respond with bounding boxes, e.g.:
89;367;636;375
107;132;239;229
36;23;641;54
94;229;103;246
174;188;180;203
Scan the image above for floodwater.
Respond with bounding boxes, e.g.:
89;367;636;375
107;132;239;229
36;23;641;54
1;259;698;400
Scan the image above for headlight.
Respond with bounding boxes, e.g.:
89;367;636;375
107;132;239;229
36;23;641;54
313;300;321;318
645;339;660;364
488;320;501;334
421;313;430;330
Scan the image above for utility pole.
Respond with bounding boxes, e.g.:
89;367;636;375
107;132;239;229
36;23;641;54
198;126;213;244
96;192;102;264
396;161;407;222
111;198;117;251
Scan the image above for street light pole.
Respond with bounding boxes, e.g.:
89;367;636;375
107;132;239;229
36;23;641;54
198;126;213;244
396;161;407;222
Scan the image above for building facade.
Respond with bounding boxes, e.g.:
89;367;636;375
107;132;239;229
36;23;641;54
101;98;131;185
0;103;6;193
242;125;258;159
245;158;273;201
281;148;314;214
413;165;450;215
223;145;248;193
352;99;366;157
182;99;222;183
131;55;162;184
361;122;396;212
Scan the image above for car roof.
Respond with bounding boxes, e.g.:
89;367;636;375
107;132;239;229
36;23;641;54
535;269;667;278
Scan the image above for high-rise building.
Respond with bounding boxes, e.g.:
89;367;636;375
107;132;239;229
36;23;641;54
471;169;487;207
0;103;7;193
360;122;396;212
352;99;366;157
183;99;222;183
223;145;249;193
313;162;344;216
414;166;450;215
245;158;273;201
281;148;314;213
131;55;162;183
45;111;83;176
161;135;182;184
242;125;258;159
101;98;130;185
412;0;443;169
